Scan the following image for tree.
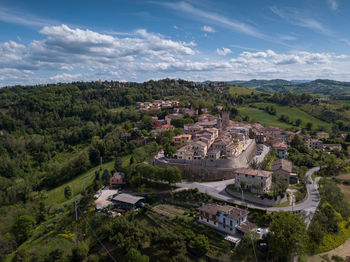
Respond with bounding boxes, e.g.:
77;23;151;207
295;119;302;127
64;185;72;200
102;169;111;184
306;122;313;131
269;212;307;261
192;234;209;256
11;215;36;244
114;157;123;172
70;243;88;262
125;248;149;262
232;231;259;261
240;180;248;189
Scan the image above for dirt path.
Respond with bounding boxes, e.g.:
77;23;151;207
309;238;350;261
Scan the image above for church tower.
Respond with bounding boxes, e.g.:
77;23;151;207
222;112;230;129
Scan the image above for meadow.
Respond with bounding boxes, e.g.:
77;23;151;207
239;102;332;130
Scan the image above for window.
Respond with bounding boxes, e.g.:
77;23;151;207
207;218;209;222
230;228;233;231
223;224;226;228
230;220;232;226
223;218;226;224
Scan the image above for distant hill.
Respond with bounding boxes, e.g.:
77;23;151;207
229;79;350;96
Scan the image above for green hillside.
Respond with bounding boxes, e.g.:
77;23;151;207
228;85;264;95
239;102;332;130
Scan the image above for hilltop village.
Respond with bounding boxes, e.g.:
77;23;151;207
3;81;350;262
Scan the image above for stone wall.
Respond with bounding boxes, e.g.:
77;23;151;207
154;139;257;180
225;188;287;207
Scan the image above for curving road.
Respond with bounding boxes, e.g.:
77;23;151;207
177;167;320;218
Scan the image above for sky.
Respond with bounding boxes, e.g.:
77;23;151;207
1;0;350;86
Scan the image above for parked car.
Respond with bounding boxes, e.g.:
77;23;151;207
256;228;262;234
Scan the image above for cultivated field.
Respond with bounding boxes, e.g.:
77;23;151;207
239;102;331;130
309;238;350;262
338;184;350;201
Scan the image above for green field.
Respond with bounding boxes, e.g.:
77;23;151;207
239;102;332;130
229;85;264;95
45;155;131;206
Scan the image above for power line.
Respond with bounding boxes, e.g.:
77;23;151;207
77;207;117;262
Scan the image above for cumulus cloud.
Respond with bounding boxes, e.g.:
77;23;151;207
217;48;232;56
202;25;215;33
1;24;350;86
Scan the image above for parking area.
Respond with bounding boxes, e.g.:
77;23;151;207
95;188;119;207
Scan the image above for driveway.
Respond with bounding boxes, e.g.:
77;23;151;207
176;167;321;217
95;188;119;208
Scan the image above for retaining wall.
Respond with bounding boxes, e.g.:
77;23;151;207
225;188;287;207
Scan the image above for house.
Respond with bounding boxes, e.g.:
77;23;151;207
271;159;293;183
157;124;175;132
120;133;132;139
207;149;221;160
182;108;197;116
198;204;256;236
310;139;323;149
184;123;203;135
323;144;342;151
316;132;329;139
112;193;144;210
234;168;272;194
110;172;126;188
272;142;288;159
165;113;184;125
175;146;194;160
172;134;192;147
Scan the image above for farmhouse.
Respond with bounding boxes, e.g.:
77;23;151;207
198;203;256;236
112;193;144;210
234;168;272;194
271;159;293;183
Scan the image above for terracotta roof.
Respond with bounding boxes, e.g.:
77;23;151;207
236;221;257;234
272;142;288;148
235;168;272;178
198;204;248;219
226;206;249;219
198;204;233;215
271;159;292;173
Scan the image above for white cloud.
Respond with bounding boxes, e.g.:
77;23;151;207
279;35;297;41
0;6;58;28
49;73;83;82
158;1;265;39
1;25;350;85
202;25;215;33
327;0;338;10
217;48;232;56
269;6;331;35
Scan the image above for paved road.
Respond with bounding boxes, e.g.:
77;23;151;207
177;166;321;215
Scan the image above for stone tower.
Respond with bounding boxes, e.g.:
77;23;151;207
217;114;222;131
222;112;230;129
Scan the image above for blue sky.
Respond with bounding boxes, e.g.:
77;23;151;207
0;0;350;86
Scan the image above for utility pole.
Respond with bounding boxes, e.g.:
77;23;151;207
74;198;78;221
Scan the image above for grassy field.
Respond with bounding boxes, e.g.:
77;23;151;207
336;173;350;180
45;155;131;206
239;102;331;130
309;238;350;262
229;86;264;95
338;184;350;201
